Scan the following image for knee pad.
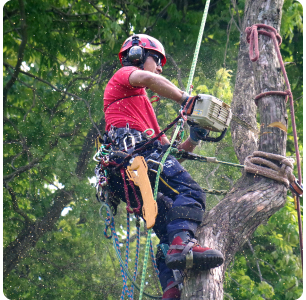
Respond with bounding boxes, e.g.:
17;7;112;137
167;206;204;223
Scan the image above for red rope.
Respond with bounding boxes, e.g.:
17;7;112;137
245;24;282;62
128;180;141;215
120;168;142;215
150;95;160;104
120;168;134;214
245;24;303;267
254;90;291;105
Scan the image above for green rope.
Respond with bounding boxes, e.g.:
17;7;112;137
139;121;183;300
202;188;228;195
139;2;212;297
169;148;244;168
186;0;211;93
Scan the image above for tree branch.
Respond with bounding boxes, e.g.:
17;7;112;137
145;0;173;33
166;53;185;90
205;165;221;202
4;63;85;101
3;116;28;152
5;184;34;225
223;15;233;67
75;117;105;178
3;8;19;22
86;0;115;22
247;239;263;282
47;6;100;18
3;0;27;110
3;138;58;182
231;0;242;30
3;188;74;277
258;258;280;277
4;63;101;135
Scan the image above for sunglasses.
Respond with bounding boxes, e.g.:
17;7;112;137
148;53;162;66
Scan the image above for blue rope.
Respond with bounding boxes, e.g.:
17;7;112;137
131;215;140;298
100;203;163;299
101;204;132;300
150;239;159;277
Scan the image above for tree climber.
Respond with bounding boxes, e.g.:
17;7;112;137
103;34;224;299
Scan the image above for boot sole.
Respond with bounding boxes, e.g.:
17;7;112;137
165;250;224;271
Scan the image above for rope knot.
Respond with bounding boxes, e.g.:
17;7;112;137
244;151;295;188
285;89;293;103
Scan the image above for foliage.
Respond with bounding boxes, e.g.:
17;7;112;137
224;197;303;300
3;0;302;299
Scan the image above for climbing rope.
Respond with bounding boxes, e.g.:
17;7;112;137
186;0;211;93
139;121;184;300
202;188;228;195
245;24;303;266
131;216;140;299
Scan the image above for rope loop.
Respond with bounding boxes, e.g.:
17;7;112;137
104;225;112;239
245;24;282;62
244;151;295;187
254;91;288;105
246;23;292;107
100;203;114;239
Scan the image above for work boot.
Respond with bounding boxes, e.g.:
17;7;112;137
165;231;224;271
162;281;181;299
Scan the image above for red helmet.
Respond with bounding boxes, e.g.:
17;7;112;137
118;34;166;66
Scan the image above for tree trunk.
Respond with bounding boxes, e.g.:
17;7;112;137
182;0;286;299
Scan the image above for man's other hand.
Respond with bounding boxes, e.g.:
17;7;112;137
189;125;209;144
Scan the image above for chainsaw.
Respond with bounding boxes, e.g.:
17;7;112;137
187;94;232;142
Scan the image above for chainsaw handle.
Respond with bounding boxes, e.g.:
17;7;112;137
200;128;227;142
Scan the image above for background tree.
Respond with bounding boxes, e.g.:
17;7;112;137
3;0;302;299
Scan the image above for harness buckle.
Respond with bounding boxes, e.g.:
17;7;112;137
185;250;193;269
147;158;163;173
172;269;184;291
123;134;135;152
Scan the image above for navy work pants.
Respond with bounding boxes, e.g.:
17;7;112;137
139;141;206;291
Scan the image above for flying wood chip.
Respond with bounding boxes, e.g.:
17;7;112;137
267;122;287;133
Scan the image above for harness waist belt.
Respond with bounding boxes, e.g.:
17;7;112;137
108;126;148;151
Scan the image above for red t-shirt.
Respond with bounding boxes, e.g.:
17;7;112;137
103;66;165;139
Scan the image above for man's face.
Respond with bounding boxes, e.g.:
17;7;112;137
143;51;163;74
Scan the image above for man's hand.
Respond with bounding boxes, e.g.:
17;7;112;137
189;125;209;145
181;95;200;115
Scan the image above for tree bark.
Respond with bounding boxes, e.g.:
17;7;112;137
182;0;286;299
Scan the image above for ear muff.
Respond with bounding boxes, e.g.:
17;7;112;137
126;35;145;65
128;45;144;64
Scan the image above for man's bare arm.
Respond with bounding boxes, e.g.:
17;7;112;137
129;70;186;104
